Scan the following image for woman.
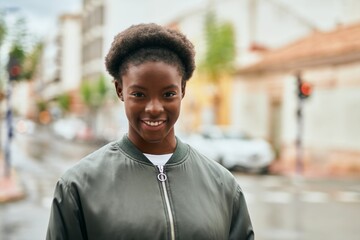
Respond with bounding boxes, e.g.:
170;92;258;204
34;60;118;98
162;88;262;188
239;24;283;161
47;23;254;240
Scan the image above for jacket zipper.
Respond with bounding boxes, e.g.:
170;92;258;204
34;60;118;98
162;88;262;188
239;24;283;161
157;165;175;240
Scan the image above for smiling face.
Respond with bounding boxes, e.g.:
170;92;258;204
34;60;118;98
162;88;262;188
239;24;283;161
115;61;184;154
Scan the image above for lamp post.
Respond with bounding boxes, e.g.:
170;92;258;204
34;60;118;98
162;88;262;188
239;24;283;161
0;6;20;178
295;72;312;175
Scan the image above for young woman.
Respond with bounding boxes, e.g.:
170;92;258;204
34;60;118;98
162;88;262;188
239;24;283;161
47;23;254;240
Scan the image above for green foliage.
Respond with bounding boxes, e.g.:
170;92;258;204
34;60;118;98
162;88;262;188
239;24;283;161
2;15;42;82
200;11;236;82
12;17;28;47
80;75;109;109
57;93;71;112
0;16;7;89
0;16;6;47
96;75;108;100
36;99;48;112
80;80;92;106
9;44;25;60
22;42;44;80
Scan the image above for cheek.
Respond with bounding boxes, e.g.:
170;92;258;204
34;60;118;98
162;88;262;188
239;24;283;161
124;102;139;118
169;100;182;118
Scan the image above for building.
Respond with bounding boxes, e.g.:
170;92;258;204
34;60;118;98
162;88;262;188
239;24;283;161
67;0;360;144
236;22;360;174
169;0;327;130
32;13;82;120
56;14;83;114
80;0;219;136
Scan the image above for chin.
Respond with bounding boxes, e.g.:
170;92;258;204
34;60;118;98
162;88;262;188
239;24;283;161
145;137;165;144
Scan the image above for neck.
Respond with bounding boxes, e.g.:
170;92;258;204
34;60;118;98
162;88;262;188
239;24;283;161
128;133;177;154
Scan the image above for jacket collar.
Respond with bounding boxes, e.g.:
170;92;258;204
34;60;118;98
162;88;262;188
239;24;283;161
118;135;188;165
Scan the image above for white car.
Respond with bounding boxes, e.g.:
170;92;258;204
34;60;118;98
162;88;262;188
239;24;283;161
52;117;88;140
179;127;275;174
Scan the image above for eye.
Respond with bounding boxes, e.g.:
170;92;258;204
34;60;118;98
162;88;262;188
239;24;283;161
164;92;176;98
131;92;145;98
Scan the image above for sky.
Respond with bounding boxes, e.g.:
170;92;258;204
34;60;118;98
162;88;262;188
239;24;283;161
1;0;358;41
0;0;81;39
0;0;81;80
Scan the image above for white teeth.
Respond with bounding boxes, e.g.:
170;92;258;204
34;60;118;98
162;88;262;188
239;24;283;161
144;121;163;126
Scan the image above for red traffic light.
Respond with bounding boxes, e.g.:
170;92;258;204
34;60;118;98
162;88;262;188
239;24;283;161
7;54;23;81
10;65;21;78
300;82;312;97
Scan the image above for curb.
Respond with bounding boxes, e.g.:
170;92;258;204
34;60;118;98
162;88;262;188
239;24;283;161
0;169;26;203
269;160;360;179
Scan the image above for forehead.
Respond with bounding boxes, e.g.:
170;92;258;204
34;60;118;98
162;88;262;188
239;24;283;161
122;61;182;88
119;48;185;81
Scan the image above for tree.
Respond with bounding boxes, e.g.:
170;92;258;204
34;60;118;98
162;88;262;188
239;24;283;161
57;93;71;114
0;15;7;151
201;12;236;82
200;11;236;125
0;15;6;49
80;75;110;136
22;42;44;80
5;16;43;82
80;75;108;108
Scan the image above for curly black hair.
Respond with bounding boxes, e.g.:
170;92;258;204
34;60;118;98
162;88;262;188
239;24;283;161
105;23;196;85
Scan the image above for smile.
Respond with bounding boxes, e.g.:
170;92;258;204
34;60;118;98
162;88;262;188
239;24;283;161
143;120;165;127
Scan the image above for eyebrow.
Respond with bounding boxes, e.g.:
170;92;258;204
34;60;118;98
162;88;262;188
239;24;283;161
128;84;180;90
163;84;180;90
128;84;147;90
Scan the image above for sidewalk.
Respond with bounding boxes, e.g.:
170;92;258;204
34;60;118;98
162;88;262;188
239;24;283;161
0;157;26;203
269;157;360;179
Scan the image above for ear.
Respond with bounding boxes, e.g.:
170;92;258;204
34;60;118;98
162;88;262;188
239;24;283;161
114;81;124;101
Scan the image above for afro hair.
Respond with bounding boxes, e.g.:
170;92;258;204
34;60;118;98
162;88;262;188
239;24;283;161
105;23;195;82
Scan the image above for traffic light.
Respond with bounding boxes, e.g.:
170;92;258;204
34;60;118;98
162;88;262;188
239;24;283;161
299;81;312;99
297;76;312;99
7;55;22;81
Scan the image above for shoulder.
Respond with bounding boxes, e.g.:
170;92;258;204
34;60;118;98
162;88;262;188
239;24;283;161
59;141;122;186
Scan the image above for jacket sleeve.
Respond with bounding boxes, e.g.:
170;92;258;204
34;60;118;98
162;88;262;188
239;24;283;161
46;178;87;240
229;184;254;240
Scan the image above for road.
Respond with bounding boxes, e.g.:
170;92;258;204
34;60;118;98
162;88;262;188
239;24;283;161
236;173;360;240
0;125;359;240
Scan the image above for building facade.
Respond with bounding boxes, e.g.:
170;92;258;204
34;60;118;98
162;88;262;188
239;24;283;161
236;23;360;174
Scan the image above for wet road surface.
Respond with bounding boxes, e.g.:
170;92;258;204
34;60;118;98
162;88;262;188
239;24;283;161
0;126;359;240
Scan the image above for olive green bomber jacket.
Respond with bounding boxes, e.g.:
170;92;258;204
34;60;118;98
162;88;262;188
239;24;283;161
46;136;254;240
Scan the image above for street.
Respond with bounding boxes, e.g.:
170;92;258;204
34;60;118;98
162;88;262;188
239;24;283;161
237;174;360;240
1;126;360;240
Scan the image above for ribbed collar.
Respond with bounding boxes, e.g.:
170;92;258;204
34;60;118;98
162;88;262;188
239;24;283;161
117;135;188;166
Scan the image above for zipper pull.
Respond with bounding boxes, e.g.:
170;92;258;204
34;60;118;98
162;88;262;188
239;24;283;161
157;165;167;182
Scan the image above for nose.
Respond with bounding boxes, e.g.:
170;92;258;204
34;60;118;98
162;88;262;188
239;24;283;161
145;98;164;115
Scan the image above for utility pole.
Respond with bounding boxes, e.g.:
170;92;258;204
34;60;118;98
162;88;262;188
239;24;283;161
0;6;19;178
4;74;13;177
4;49;22;177
295;72;312;175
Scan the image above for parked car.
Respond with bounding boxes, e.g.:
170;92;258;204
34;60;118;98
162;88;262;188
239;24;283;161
52;117;88;140
179;127;275;174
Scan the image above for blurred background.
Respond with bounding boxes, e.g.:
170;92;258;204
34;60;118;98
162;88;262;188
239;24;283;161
0;0;359;239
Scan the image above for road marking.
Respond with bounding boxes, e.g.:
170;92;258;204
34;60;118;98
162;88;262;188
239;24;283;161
261;176;284;188
263;191;294;204
335;191;360;203
260;229;302;240
299;191;329;203
245;190;360;203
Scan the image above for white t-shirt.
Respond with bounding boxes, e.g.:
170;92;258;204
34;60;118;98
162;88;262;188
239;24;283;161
143;153;173;166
